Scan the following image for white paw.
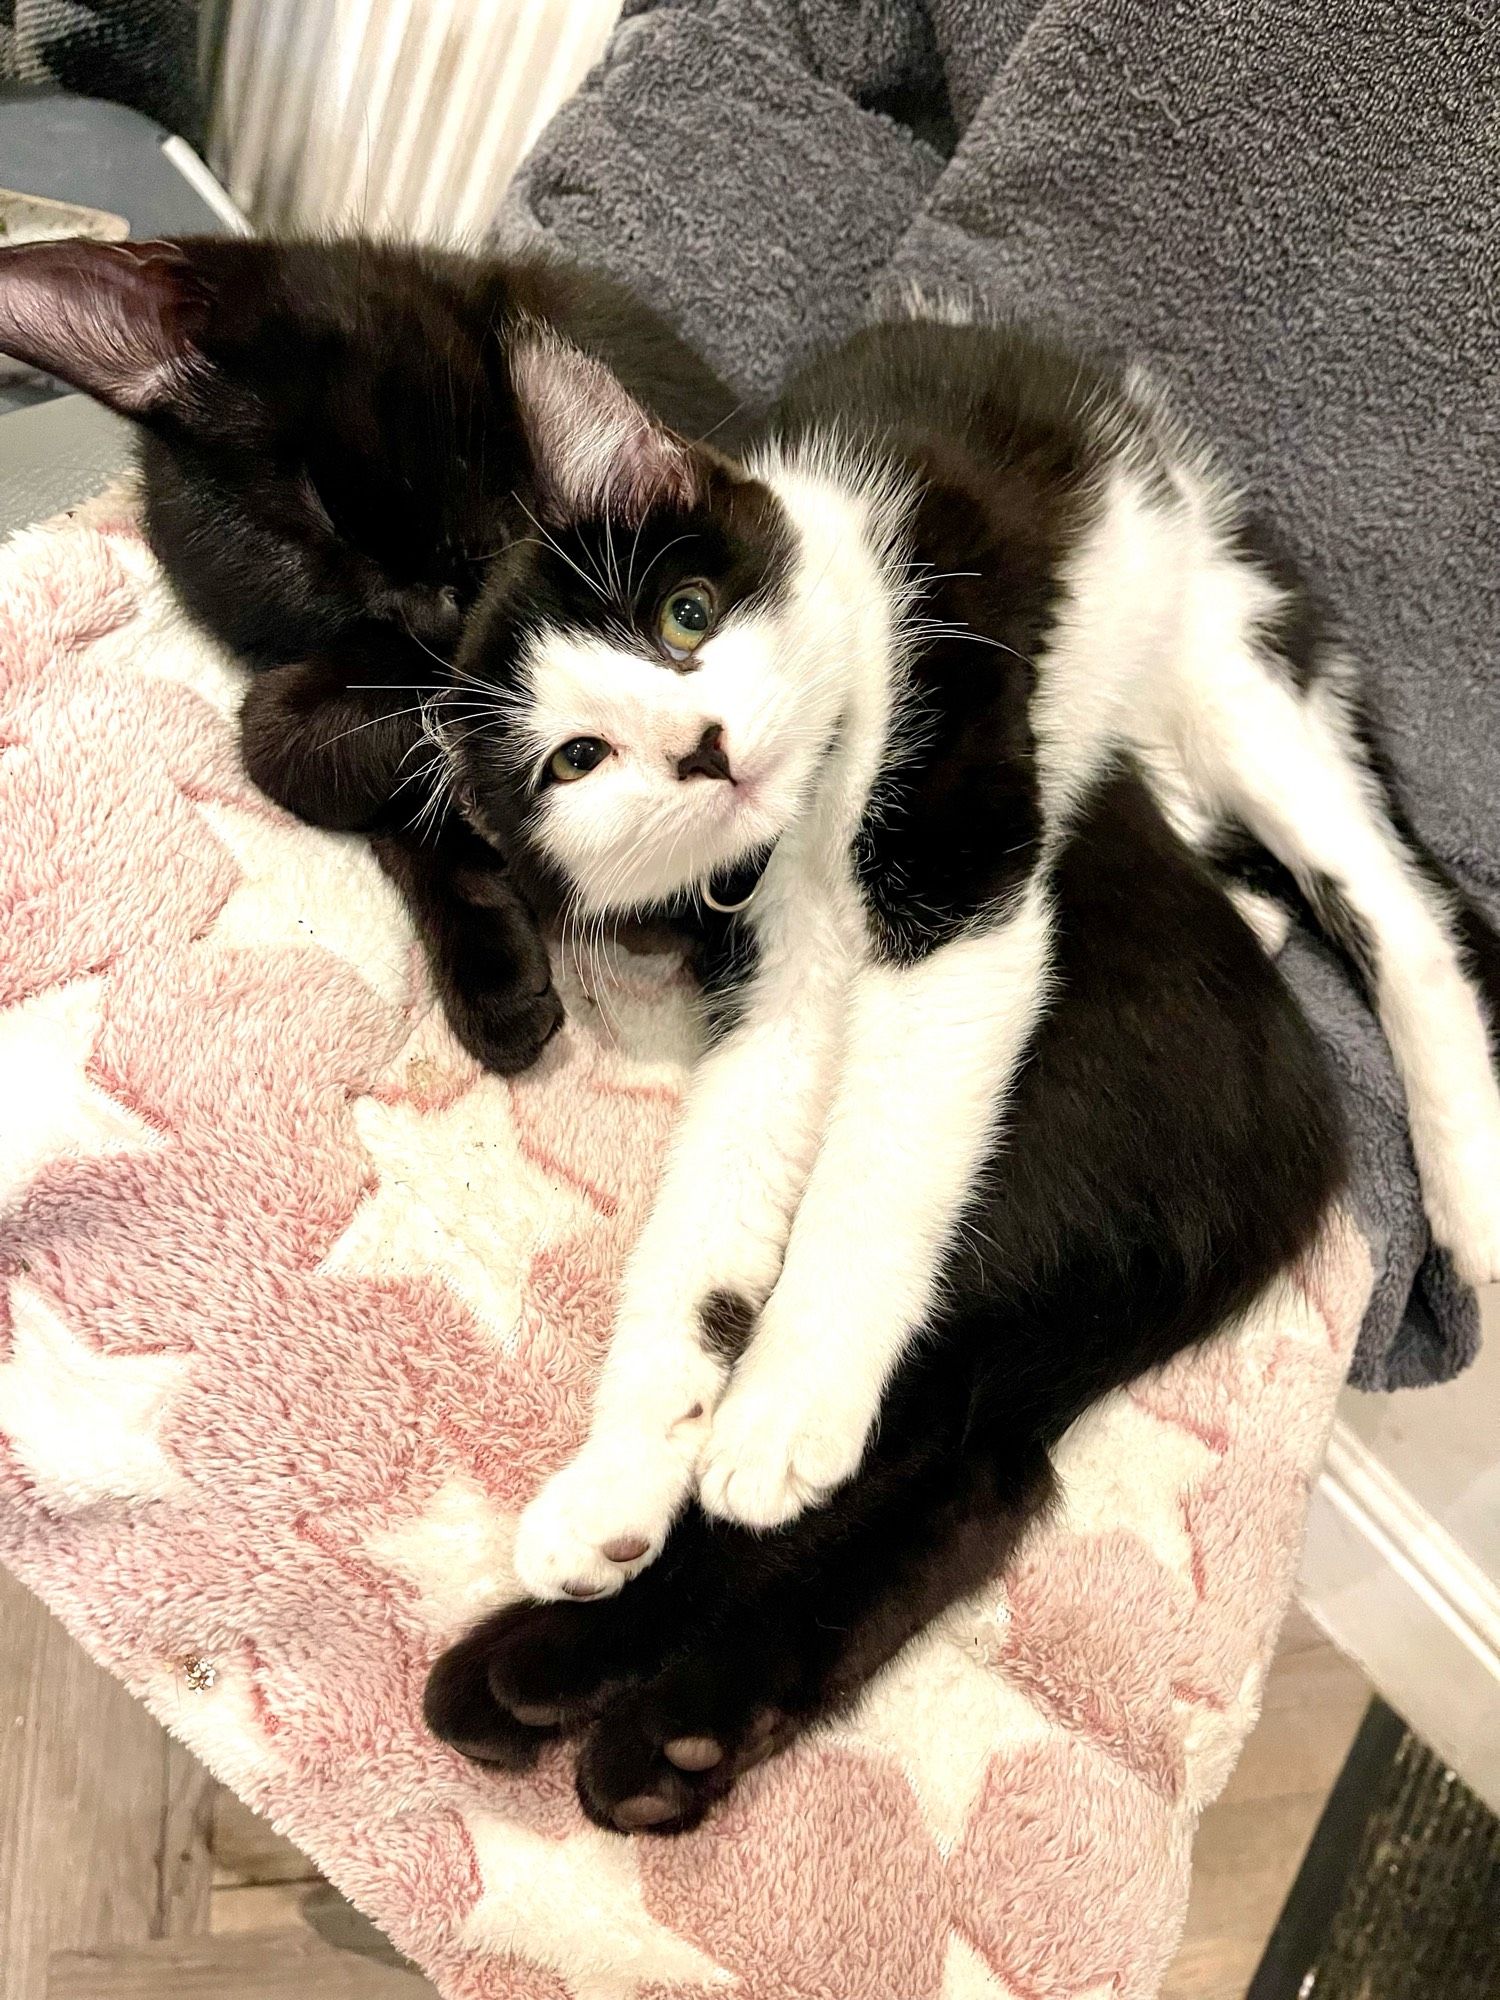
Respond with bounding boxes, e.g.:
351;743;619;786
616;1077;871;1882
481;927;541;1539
1428;1183;1500;1288
1421;1132;1500;1288
696;1384;871;1530
513;1438;695;1602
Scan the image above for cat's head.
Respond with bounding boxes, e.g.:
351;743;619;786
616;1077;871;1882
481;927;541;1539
451;333;884;917
0;236;519;662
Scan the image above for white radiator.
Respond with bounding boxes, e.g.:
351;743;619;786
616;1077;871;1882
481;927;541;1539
210;0;621;241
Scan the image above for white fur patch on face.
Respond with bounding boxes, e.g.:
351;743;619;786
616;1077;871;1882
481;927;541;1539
458;424;914;924
517;617;819;913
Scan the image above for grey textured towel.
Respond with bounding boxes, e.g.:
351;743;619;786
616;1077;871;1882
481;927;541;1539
505;0;1499;1389
504;0;946;401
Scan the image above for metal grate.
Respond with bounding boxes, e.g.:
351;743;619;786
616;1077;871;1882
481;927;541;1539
1308;1727;1500;1999
209;0;619;239
1251;1701;1500;2000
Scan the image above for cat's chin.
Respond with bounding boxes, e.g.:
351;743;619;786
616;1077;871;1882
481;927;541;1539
569;817;785;920
653;793;792;907
572;855;767;921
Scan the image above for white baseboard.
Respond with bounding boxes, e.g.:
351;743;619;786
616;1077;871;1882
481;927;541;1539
1298;1420;1500;1816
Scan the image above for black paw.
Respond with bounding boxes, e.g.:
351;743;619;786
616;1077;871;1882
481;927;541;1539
445;979;564;1075
575;1659;796;1835
426;1557;813;1834
424;1606;563;1771
425;1594;660;1771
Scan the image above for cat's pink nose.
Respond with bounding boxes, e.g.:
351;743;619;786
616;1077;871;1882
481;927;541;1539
675;723;733;783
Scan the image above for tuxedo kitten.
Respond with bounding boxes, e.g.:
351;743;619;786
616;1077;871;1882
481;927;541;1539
0;235;737;1069
424;315;1500;1834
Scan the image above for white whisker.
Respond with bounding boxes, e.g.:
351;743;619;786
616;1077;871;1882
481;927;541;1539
512;496;608;603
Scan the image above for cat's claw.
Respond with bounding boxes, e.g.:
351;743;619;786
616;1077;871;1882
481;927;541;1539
513;1444;690;1601
697;1384;870;1529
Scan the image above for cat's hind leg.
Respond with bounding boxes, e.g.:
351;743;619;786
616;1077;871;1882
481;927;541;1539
1178;643;1500;1285
423;1556;688;1772
432;1334;1052;1833
573;1424;1051;1833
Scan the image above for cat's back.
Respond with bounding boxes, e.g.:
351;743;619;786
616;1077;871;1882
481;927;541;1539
772;311;1208;712
773;311;1130;494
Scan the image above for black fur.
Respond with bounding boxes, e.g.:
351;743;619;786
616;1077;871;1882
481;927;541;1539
697;1290;757;1364
0;234;741;1073
1305;870;1378;983
690;903;764;1039
430;319;1349;1832
805;325;1093;958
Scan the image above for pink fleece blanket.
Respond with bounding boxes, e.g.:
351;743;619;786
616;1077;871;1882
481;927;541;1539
0;491;1371;2000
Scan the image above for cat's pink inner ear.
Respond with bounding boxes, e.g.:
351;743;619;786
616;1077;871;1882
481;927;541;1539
0;237;207;417
511;330;703;524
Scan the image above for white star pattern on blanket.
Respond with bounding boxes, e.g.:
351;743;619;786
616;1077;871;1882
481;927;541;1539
462;1813;732;1996
0;975;162;1209
0;1282;189;1510
198;797;417;1012
333;1076;568;1348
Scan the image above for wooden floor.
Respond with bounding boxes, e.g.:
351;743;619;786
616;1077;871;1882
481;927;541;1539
0;1569;436;1998
1163;1607;1372;1999
2;1571;1369;1999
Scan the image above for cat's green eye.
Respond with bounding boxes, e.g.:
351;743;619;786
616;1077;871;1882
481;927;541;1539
549;737;612;783
657;581;717;660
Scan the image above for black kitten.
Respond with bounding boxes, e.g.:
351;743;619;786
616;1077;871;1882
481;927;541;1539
0;235;739;1069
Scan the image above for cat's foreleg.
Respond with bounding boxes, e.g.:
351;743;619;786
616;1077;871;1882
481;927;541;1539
240;653;563;1073
371;823;562;1074
239;654;421;832
698;882;1055;1529
513;939;850;1599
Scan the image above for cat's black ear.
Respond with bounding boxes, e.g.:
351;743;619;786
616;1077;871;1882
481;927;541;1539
510;328;706;523
0;238;209;417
